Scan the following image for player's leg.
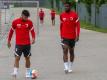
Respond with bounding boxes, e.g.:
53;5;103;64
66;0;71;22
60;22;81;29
51;17;54;26
40;17;43;25
40;19;42;24
52;20;53;26
68;40;75;72
23;45;31;78
41;19;43;25
61;39;69;73
12;45;22;77
12;56;20;77
52;18;55;26
62;45;69;73
25;57;30;68
53;18;55;26
42;18;44;24
40;20;42;24
42;17;44;25
14;57;20;68
25;57;31;78
39;17;42;24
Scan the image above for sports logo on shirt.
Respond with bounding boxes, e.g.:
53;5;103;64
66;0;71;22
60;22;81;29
17;24;21;28
63;17;74;22
63;18;66;21
70;17;73;21
25;24;29;28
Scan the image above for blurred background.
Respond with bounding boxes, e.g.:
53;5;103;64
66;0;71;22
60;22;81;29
0;0;107;30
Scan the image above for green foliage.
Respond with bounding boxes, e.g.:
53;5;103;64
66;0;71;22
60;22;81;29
81;21;107;33
81;0;107;7
79;0;107;19
80;0;93;21
96;0;107;7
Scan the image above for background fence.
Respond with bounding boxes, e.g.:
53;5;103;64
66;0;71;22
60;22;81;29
36;0;107;28
78;3;107;28
0;0;107;28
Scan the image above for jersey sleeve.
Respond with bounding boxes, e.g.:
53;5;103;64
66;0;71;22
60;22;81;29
39;12;41;17
29;21;36;40
75;13;80;37
43;12;45;16
60;14;63;38
7;21;16;42
29;21;33;30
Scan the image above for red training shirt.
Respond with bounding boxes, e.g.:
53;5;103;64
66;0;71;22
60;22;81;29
39;10;45;18
60;11;80;39
8;18;36;45
51;10;56;17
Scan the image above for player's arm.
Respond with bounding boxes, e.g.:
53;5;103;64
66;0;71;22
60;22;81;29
54;11;56;15
43;12;45;17
75;15;80;42
7;21;15;48
60;14;63;38
29;22;36;44
50;11;52;16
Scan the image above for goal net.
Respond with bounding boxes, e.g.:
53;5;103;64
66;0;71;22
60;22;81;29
0;0;39;48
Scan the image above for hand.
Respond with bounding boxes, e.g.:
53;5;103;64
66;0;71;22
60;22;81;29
32;38;35;44
75;36;79;42
7;42;11;49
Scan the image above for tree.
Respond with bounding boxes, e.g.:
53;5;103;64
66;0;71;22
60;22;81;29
81;0;107;15
56;0;60;10
96;0;107;7
48;0;54;9
80;0;93;22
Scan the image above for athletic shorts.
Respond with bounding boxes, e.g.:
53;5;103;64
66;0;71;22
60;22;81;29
51;17;55;20
15;45;31;57
61;38;75;48
40;17;43;20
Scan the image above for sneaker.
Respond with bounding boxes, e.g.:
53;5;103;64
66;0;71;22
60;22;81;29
64;69;68;74
68;69;73;73
26;71;32;78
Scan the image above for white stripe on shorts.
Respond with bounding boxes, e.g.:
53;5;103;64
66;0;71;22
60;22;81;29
60;42;65;46
27;52;31;57
14;52;19;56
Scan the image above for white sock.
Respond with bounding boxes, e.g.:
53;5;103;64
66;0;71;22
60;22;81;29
69;62;73;70
26;68;31;73
13;67;18;74
64;62;69;70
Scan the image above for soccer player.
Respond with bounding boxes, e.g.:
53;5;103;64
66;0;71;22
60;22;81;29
50;9;56;26
39;8;45;25
7;10;36;78
60;2;80;73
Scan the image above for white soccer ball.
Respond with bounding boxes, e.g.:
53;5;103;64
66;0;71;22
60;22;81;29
31;69;39;79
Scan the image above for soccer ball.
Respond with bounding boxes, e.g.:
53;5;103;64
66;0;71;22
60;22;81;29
31;69;39;79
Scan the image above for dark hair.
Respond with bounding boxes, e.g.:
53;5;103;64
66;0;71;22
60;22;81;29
22;10;30;17
64;2;72;6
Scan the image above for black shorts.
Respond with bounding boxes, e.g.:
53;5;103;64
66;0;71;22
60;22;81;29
15;45;31;57
61;38;75;48
51;17;55;20
40;17;43;20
